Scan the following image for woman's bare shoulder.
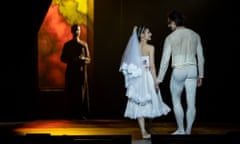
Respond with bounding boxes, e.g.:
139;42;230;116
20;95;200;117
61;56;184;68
147;44;155;50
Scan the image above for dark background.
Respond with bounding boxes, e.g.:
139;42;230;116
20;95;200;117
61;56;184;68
2;0;238;124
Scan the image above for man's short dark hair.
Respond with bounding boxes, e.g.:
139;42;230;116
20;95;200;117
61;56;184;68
168;10;185;26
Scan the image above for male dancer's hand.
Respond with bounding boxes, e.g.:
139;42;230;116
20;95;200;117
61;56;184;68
197;78;202;87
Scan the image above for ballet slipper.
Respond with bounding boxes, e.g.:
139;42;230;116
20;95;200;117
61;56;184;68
171;129;185;135
185;129;191;135
142;132;151;139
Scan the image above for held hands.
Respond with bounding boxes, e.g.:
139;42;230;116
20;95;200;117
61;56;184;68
155;85;159;93
197;78;202;87
155;81;159;92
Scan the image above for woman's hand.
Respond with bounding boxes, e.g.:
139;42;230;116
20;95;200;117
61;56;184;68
155;82;159;92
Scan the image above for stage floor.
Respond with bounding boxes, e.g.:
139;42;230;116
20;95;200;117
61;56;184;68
0;118;239;143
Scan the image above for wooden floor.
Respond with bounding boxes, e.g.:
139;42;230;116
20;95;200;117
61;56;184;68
0;118;240;144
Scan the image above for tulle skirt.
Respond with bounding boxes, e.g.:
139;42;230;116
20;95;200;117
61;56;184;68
124;68;171;119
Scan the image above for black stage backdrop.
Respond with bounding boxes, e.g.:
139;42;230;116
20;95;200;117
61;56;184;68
2;0;238;124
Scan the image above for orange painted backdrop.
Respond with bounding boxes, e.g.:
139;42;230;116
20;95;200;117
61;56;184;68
38;0;94;89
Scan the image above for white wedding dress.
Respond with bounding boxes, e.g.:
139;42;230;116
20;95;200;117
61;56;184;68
124;56;171;119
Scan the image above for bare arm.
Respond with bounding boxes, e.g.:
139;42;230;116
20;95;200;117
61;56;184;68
149;45;159;90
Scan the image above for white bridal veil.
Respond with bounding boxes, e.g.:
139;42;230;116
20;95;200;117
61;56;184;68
119;28;151;105
119;30;142;87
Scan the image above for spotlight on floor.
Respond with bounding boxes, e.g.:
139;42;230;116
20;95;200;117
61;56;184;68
1;134;132;144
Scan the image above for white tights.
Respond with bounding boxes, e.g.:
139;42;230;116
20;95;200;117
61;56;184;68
170;65;197;134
